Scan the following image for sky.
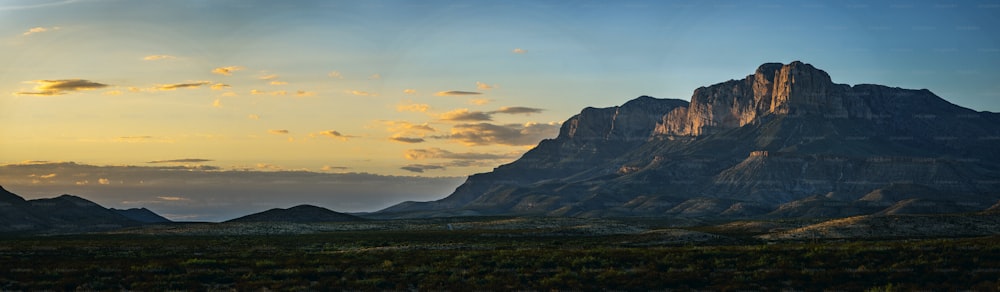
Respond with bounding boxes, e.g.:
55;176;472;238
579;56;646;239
1;0;998;221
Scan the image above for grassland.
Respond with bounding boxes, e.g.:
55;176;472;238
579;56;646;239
1;220;998;290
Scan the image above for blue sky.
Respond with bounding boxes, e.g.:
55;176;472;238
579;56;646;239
0;0;997;220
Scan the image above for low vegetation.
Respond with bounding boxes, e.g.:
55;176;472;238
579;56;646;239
1;226;997;290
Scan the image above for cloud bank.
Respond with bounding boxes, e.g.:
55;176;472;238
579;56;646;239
0;162;463;222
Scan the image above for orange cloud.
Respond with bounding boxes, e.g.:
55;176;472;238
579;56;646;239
512;48;527;54
143;55;177;61
403;89;417;94
270;81;288;85
296;90;316;97
349;90;375;97
469;98;491;105
396;101;430;112
212;66;245;76
476;82;497;90
154;81;211;91
404;148;515;160
251;89;286;96
311;130;357;141
248;114;260;120
438;108;492;122
268;129;290;135
383;121;436;137
22;26;59;36
14;79;109;96
210;83;231;90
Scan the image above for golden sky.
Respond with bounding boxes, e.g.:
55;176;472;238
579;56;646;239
1;1;998;220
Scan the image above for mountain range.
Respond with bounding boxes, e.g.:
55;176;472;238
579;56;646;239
377;61;1000;219
3;61;999;234
0;185;168;233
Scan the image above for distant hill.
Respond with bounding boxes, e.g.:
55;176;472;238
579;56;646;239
227;205;364;223
378;61;1000;219
111;208;172;223
0;185;170;233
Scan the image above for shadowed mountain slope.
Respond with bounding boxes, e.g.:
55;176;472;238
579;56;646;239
377;61;1000;219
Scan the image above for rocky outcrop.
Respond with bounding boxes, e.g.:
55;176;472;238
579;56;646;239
377;61;1000;219
654;61;878;137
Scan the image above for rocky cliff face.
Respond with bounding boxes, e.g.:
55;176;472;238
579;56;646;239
377;61;1000;219
654;61;877;137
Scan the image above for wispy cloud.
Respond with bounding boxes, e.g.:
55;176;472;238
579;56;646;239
435;90;481;96
492;106;544;115
400;164;446;173
383;121;436;139
369;73;381;80
112;136;175;144
312;130;358;141
349;90;375;97
328;71;343;78
147;158;214;164
437;122;560;146
268;129;290;135
321;165;349;171
403;89;417;94
259;74;279;80
210;83;231;90
396;101;430;112
143;55;177;61
251;89;287;96
438;108;493;122
14;79;109;96
404;148;515;160
154;81;211;91
211;66;245;76
389;136;426;143
469;98;492;105
22;26;59;36
248;114;260;120
157;196;190;201
270;81;288;85
512;48;527;54
476;82;497;90
296;90;316;97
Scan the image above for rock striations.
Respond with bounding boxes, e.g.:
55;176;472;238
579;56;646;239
378;61;1000;219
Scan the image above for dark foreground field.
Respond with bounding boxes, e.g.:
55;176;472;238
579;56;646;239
1;229;998;291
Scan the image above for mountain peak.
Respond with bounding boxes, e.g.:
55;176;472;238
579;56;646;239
378;61;1000;219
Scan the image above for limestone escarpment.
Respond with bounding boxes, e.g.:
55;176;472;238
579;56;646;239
377;61;1000;219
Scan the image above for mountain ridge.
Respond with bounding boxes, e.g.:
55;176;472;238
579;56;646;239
377;61;1000;219
0;186;172;233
